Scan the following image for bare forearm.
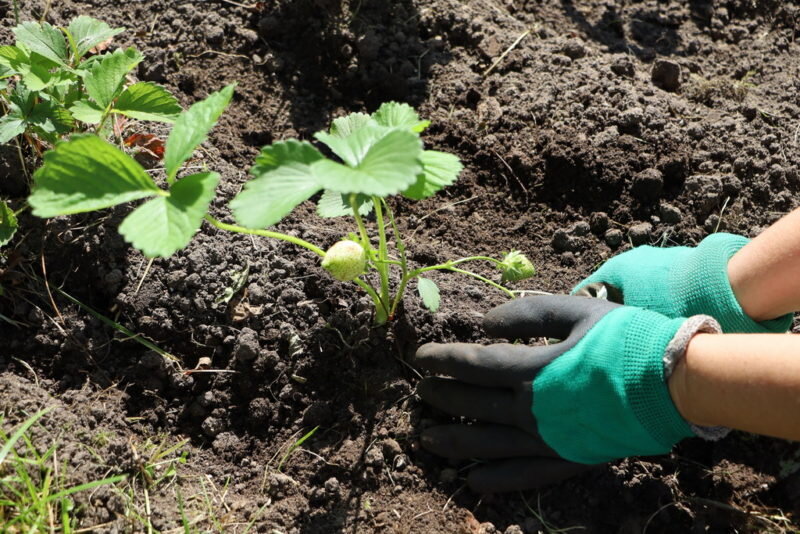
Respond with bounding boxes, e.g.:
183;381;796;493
669;333;800;441
728;207;800;322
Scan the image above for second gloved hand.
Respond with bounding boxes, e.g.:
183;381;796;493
414;295;713;493
573;233;792;333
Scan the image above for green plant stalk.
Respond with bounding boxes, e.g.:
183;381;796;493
348;195;391;324
390;256;512;316
208;214;391;324
384;199;408;279
350;194;371;249
354;278;388;324
204;215;325;257
372;196;392;315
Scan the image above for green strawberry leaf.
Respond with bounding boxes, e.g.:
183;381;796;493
118;171;219;258
13;21;68;66
0;115;26;143
29;134;161;217
312;129;422;196
69;99;104;124
84;48;143;109
372;101;430;133
231;140;323;229
0;45;30;73
9;84;36;116
28;101;74;142
67;16;125;60
402;150;463;200
113;82;181;123
0;201;18;247
314;123;388;167
164;84;234;181
316;190;373;218
329;112;373;138
20;52;67;91
417;277;440;312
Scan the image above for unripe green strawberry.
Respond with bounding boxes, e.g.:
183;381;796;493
498;250;535;282
322;240;367;281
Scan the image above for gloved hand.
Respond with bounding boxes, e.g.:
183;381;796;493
573;233;792;334
414;295;713;493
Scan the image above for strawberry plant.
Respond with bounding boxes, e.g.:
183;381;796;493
0;16;181;150
0;16;182;249
29;94;535;325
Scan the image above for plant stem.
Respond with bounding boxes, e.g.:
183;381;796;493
383;199;408;276
446;267;515;298
389;256;512;316
203;215;325;257
372;196;392;316
13;137;30;183
354;279;388;324
350;194;370;248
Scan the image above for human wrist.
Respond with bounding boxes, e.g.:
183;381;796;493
668;333;717;427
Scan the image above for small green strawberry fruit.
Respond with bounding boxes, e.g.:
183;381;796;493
498;251;535;282
322;240;367;281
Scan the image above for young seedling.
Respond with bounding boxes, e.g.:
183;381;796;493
0;16;182;248
29;94;535;325
29;85;235;257
0;16;181;149
222;102;536;323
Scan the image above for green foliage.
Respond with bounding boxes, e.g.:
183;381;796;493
417;277;441;313
231;101;460;229
29;87;233;258
164;85;234;181
29;98;533;323
29;134;160;217
0;16;180;151
0;201;19;246
118;171;220;257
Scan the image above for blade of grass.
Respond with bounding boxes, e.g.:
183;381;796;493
0;407;53;465
49;283;179;363
277;426;319;472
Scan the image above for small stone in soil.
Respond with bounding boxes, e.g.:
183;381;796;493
651;59;681;92
560;39;587;59
629;222;653;246
589;212;609;234
660;203;682;224
381;438;403;459
571;221;591;237
324;477;341;498
631;168;664;201
364;446;384;467
605;228;624;248
233;327;260;363
610;56;635;77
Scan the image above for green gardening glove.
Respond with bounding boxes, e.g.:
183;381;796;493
572;233;792;333
415;295;713;493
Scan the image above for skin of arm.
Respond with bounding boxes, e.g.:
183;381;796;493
728;207;800;322
669;208;800;441
669;333;800;441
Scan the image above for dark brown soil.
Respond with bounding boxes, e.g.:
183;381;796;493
2;0;800;532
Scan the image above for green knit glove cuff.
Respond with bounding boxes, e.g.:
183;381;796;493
622;310;695;450
673;233;793;333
